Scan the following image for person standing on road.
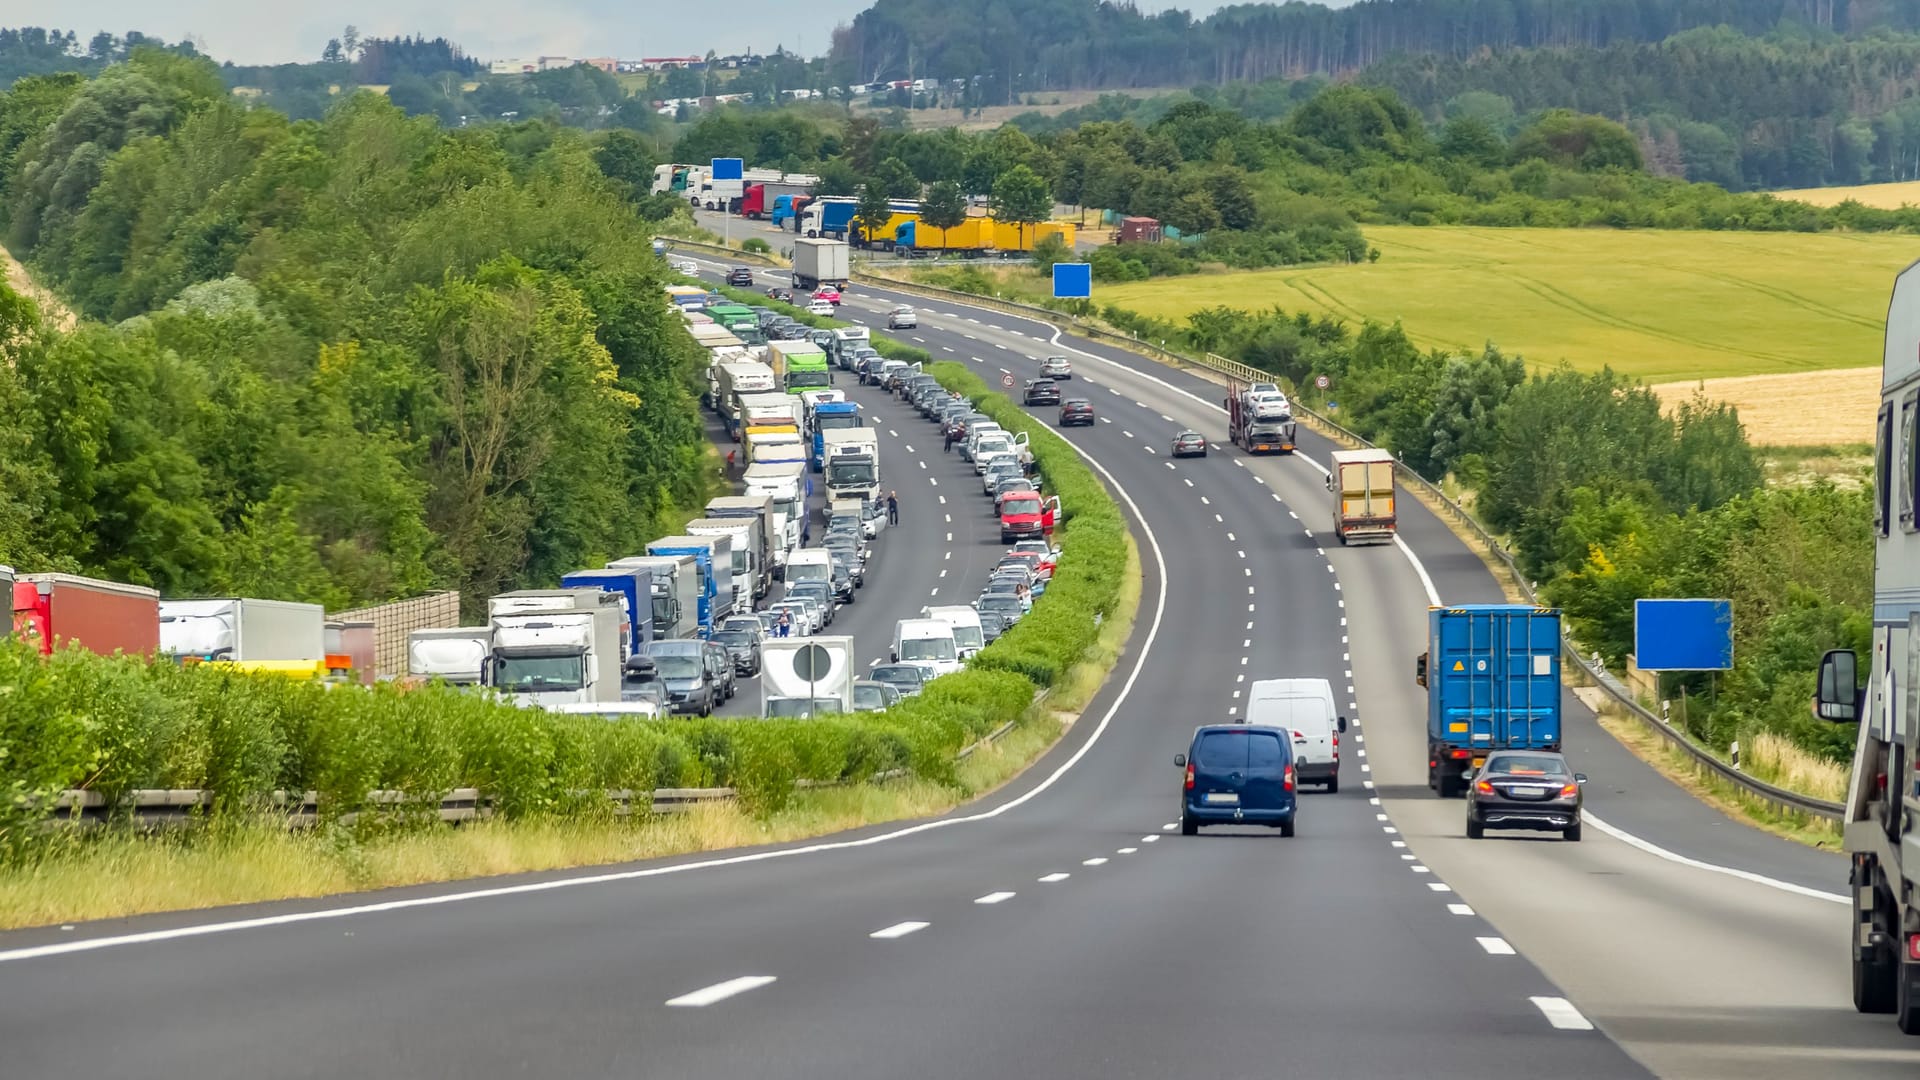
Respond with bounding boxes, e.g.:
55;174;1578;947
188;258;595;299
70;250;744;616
726;448;737;476
887;490;900;525
777;609;791;638
944;427;954;453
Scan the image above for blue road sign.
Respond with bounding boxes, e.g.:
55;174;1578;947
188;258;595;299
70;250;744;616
1634;598;1733;671
1053;262;1091;299
710;157;744;181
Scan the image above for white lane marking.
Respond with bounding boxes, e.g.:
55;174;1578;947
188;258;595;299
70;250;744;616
904;445;915;453
1410;864;1428;873
929;588;938;597
870;921;931;940
938;495;947;505
1201;496;1211;506
1369;797;1380;805
1236;549;1246;558
995;343;1009;350
1375;813;1388;821
1531;997;1596;1031
1244;567;1252;577
1390;839;1404;847
1183;477;1193;487
929;477;938;486
1426;882;1452;892
1038;872;1071;883
1394;535;1444;606
975;892;1016;905
1108;387;1120;395
1476;936;1516;956
945;532;953;542
944;551;951;560
1117;847;1138;855
1099;416;1112;424
1447;903;1475;916
1164;461;1175;469
1142;835;1159;843
942;346;955;352
1584;812;1846;904
1162;822;1178;831
666;976;778;1007
1228;532;1237;542
912;336;925;343
1401;854;1416;861
939;569;947;578
1082;857;1109;867
1122;430;1134;438
1160;414;1175;422
918;460;927;469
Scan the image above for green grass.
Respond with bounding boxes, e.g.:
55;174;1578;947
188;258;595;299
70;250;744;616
1097;226;1912;381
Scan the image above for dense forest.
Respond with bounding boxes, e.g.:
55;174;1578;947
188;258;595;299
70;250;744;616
0;27;198;86
0;50;712;613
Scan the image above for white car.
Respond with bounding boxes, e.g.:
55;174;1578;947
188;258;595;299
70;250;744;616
672;259;698;275
807;299;835;316
1040;356;1072;379
887;306;917;329
1250;391;1292;419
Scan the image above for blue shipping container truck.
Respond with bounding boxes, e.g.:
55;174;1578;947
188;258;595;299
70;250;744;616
559;566;654;658
1418;605;1563;797
645;538;729;637
811;401;863;471
813;200;857;239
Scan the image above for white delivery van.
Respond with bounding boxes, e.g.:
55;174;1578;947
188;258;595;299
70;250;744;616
785;548;835;586
892;618;961;678
1244;678;1348;793
922;605;986;660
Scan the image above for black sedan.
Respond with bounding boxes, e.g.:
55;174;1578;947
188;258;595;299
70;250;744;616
1023;378;1061;406
1058;398;1096;426
710;629;762;675
1171;430;1208;457
727;267;755;286
1465;750;1587;841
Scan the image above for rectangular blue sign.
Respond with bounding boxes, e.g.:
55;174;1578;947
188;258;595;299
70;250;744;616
1052;262;1091;299
710;157;744;181
1634;598;1733;671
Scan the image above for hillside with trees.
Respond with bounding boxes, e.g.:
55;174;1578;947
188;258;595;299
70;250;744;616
0;49;713;613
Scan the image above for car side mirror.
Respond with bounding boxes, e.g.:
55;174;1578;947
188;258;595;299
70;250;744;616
1574;773;1588;785
1173;753;1187;768
1415;652;1428;689
1461;768;1475;782
1815;648;1860;723
1337;716;1348;733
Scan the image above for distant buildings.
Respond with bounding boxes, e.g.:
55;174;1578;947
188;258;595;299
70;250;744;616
485;50;767;78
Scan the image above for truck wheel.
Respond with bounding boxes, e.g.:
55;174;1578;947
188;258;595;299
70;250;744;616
1898;961;1920;1034
1437;772;1462;798
1466;818;1484;839
1856;943;1899;1015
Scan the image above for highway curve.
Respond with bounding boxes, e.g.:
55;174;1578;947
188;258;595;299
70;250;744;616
0;241;1910;1079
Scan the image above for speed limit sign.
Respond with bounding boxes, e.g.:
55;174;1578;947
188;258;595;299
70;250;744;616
1315;374;1330;390
1001;373;1015;388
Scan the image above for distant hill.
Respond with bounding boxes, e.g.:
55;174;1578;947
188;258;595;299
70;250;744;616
0;28;198;87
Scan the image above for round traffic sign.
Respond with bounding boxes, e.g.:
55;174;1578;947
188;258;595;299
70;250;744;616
1001;373;1015;388
792;643;831;682
1315;375;1330;390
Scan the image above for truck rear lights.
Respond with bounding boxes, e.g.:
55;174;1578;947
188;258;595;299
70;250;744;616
1450;748;1471;760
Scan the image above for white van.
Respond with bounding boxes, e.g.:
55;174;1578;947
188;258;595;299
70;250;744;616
1244;678;1347;793
785;548;834;586
922;605;986;659
892;618;961;678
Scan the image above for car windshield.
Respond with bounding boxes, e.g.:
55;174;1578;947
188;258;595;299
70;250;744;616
852;684;887;709
899;637;957;661
495;655;585;691
1486;753;1572;778
713;632;753;647
650;655;705;679
873;665;924;686
829;460;876;485
1002;497;1041;515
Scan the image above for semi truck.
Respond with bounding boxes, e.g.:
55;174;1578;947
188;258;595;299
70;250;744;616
823;428;881;503
1328;448;1397;545
11;573;160;657
1415;605;1563;798
686;516;769;606
559;566;655;658
487;590;625;706
1226;382;1296;454
705;495;779;585
760;635;856;717
767;338;832;393
810;401;863;471
717;362;780;434
738;180;816;220
770;193;812;230
607;555;700;640
1812;257;1920;1032
160;598;326;666
791;237;850;290
647;535;735;635
894;218;1077;256
407;626;493;685
799;198;858;240
743;460;812;552
0;565;11;639
738;391;803;438
746;429;807;466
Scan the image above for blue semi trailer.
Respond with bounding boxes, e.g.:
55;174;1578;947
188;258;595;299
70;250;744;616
1416;604;1563;797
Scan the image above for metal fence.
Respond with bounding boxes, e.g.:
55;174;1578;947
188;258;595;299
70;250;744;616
854;272;1845;821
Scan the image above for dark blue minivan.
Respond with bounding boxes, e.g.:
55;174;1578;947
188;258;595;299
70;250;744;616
1175;725;1297;836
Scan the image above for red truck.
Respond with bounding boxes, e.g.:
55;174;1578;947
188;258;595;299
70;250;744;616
11;573;161;657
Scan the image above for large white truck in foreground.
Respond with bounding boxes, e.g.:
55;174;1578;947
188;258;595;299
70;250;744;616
487;590;625;706
823;428;881;503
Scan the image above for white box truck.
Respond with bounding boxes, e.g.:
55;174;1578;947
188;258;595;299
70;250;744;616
686;516;767;607
407;626;494;685
704;494;778;588
159;598;325;663
792;237;850;291
608;555;701;640
486;589;625;706
760;635;856;717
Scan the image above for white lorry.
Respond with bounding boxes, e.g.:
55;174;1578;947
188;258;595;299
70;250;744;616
744;460;812;556
159;598;325;664
685;516;767;608
487;589;625;706
760;635;856;717
704;495;778;591
823;428;881;503
791;237;850;291
607;555;700;640
407;626;494;685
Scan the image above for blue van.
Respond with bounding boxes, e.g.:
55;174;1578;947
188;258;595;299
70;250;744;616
1175;725;1297;836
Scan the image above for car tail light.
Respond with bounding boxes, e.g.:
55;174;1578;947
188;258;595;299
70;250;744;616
1475;780;1494;795
1283;764;1295;793
1332;732;1340;760
1184;763;1195;791
1558;783;1579;798
1292;730;1305;741
1909;934;1920;962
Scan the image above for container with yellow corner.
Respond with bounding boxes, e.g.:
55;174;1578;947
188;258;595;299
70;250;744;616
1416;605;1563;799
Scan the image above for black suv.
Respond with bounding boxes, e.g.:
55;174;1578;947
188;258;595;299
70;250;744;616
1023;378;1061;406
1058;398;1096;426
726;267;755;287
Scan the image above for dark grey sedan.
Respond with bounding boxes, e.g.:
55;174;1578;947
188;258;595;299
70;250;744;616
1465;750;1587;841
711;629;762;676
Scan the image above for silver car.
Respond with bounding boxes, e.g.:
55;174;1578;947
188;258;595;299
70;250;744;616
887;306;917;329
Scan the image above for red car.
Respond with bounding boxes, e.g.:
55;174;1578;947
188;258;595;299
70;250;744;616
812;286;842;306
1058;399;1095;427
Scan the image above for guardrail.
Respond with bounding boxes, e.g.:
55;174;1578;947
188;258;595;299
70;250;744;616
856;270;1846;822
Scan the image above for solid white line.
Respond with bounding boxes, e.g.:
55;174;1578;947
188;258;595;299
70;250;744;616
975;892;1016;905
1082;857;1109;867
870;921;930;939
1447;903;1475;916
1476;936;1516;955
1038;872;1071;883
1394;535;1444;606
666;975;778;1007
1584;812;1846;904
1530;996;1596;1031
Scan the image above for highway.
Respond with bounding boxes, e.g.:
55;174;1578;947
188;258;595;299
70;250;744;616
0;237;1912;1079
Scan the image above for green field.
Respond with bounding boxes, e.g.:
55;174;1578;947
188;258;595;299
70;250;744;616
1099;226;1915;381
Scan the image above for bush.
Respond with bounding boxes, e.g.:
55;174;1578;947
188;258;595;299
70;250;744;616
740;238;772;255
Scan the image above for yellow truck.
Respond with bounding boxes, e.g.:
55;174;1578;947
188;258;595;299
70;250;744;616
1328;448;1397;545
894;217;1076;255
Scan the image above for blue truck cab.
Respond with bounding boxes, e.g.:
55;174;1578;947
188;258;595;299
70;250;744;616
810;401;863;472
558;566;654;659
1174;725;1297;836
1417;604;1563;797
645;538;729;638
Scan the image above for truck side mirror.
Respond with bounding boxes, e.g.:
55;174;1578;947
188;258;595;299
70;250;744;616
1415;653;1428;689
1173;753;1187;767
1325;473;1335;493
1814;648;1860;723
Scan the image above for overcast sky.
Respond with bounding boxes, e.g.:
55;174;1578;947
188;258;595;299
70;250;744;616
28;2;1357;66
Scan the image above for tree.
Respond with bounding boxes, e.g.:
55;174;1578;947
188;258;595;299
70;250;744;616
340;26;361;62
873;155;921;200
1439;115;1505;168
1510;109;1644;172
990;163;1050;250
812;158;860;197
1204;169;1258;231
852;180;895;248
1164;190;1222;235
919;179;967;246
321;39;344;65
594;130;655;204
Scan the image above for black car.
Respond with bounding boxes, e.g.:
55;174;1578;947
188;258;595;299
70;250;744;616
711;629;762;675
1171;430;1209;457
1465;750;1587;841
727;267;755;287
1023;378;1061;406
1058;398;1096;426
